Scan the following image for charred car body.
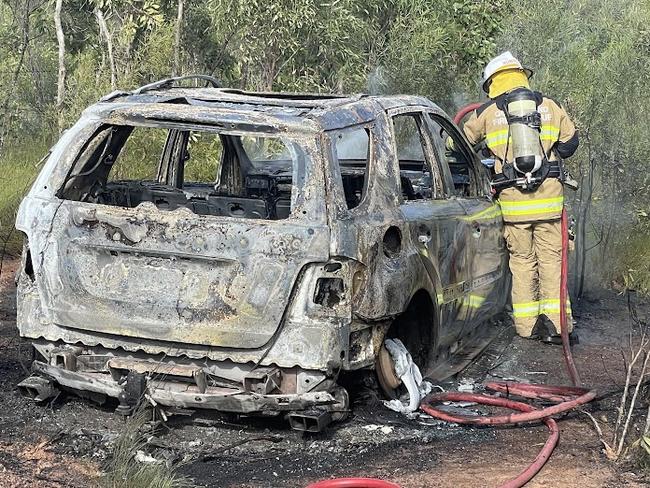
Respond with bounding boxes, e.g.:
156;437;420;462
16;76;508;430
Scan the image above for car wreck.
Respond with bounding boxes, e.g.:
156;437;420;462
15;75;508;431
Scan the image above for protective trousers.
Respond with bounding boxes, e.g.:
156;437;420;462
504;219;573;337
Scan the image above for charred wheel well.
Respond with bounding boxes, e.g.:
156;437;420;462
384;289;437;371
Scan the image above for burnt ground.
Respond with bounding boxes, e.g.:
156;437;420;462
0;257;648;488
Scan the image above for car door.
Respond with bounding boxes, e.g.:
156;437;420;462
388;108;473;356
424;111;508;329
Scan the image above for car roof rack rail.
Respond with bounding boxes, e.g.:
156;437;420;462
133;74;222;94
99;74;222;102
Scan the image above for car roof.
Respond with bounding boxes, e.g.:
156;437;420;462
90;86;444;133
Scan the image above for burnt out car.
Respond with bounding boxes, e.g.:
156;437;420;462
15;76;508;430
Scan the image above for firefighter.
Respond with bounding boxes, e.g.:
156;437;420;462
463;52;579;344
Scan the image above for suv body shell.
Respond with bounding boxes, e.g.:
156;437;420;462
15;87;508;421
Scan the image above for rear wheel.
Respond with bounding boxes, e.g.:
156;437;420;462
375;290;436;399
376;344;402;399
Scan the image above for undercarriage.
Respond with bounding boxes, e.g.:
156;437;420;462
19;342;349;432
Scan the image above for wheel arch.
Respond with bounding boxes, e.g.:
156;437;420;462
384;287;440;371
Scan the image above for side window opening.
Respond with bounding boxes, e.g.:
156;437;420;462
183;131;224;185
211;134;295;220
58;124;306;221
428;114;482;197
107;127;169;182
391;114;436;201
332;127;370;210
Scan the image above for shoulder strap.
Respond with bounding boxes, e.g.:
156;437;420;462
476;99;497;117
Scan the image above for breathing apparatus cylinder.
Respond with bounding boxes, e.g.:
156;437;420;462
505;88;544;178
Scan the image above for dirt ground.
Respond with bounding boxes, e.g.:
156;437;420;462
0;257;648;488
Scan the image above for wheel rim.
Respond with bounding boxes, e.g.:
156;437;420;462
375;343;402;399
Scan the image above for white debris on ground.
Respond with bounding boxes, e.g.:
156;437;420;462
135;449;162;464
382;338;438;414
457;378;475;392
362;424;394;435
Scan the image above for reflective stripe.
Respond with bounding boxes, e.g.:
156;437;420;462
540;124;560;142
486;125;560;147
486;129;511;149
513;301;540;318
463;294;486;309
499;196;564;217
462;204;502;221
540;298;572;314
514;298;571;318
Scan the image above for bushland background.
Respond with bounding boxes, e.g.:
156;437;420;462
0;0;649;300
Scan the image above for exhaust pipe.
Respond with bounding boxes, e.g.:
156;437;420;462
17;375;58;402
288;409;332;432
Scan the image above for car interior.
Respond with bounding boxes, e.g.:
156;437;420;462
58;124;298;220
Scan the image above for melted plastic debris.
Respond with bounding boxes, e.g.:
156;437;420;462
382;338;436;414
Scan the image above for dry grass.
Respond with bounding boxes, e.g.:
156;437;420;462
101;409;192;488
0;142;48;256
584;293;650;468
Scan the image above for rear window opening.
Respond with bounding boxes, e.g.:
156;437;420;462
58;124;306;220
332;127;370;210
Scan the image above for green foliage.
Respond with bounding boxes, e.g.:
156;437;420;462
614;231;650;295
1;0;509;146
184;131;222;183
499;0;650;294
0;141;49;255
362;0;507;106
188;0;371;92
109;127;169;181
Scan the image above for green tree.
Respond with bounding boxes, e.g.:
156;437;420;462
499;0;650;295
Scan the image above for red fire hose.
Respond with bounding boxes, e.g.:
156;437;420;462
308;107;593;488
307;479;400;488
561;207;581;387
453;102;483;125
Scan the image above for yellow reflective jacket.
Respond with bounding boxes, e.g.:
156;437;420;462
463;93;577;223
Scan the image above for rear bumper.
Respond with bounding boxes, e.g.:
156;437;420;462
17;276;351;372
32;360;337;413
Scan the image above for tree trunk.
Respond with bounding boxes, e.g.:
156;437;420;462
173;0;184;76
54;0;66;132
0;0;32;151
239;61;249;90
95;8;116;90
261;54;277;91
573;149;596;299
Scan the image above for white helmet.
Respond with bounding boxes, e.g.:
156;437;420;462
481;51;533;93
